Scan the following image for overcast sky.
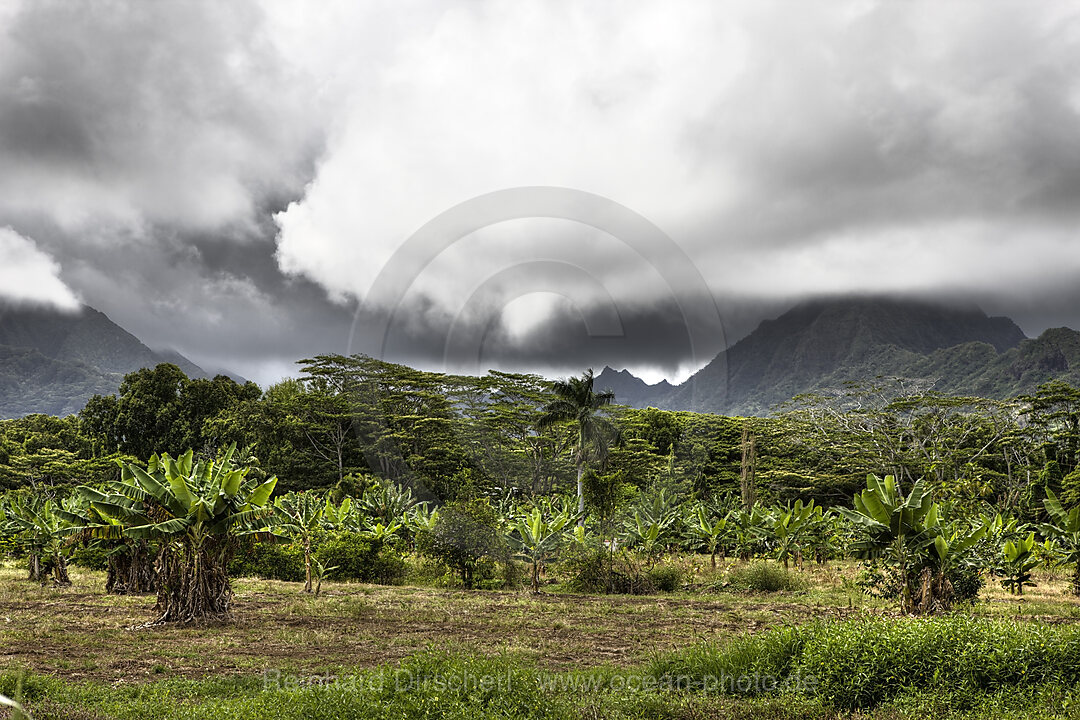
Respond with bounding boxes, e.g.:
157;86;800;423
1;0;1079;385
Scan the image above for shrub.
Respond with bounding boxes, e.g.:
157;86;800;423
652;616;1080;711
650;624;806;695
726;562;808;593
648;563;684;592
857;560;983;606
800;616;1080;710
228;540;306;582
416;499;506;589
561;546;656;594
68;544;109;571
315;532;406;585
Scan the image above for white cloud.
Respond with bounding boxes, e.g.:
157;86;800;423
0;0;322;238
0;227;80;310
273;0;1080;321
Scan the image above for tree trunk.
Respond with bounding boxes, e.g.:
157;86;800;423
576;463;585;525
27;553;41;582
740;424;757;511
107;541;157;594
1073;561;1080;597
51;555;71;587
531;560;540;593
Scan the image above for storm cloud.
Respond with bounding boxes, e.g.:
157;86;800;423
1;1;1078;385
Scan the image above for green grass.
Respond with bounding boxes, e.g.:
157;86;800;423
4;558;1080;718
651;614;1080;712
6;641;1080;719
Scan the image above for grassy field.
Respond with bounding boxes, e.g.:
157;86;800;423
3;559;1080;719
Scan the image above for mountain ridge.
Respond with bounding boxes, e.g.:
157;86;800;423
0;303;210;418
598;296;1077;415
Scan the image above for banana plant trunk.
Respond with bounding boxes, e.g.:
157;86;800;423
51;555;71;587
304;536;313;593
1073;561;1080;597
154;542;233;624
106;541;157;595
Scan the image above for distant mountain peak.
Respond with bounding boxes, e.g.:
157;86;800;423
0;303;213;418
601;295;1056;415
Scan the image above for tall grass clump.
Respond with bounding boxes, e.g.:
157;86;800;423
650;624;807;695
725;562;808;593
651;615;1080;710
801;616;1080;710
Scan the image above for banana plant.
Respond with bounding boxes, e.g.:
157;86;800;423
322;496;356;528
361;519;404;546
56;488;157;594
982;512;1029;546
727;507;768;561
757;500;822;570
683;504;728;570
92;444;277;623
507;506;571;593
838;475;942;613
1039;489;1080;596
404;503;439;548
4;496;72;586
274;492;327;593
313;558;339;597
932;520;987;575
631;488;682;549
623;509;674;567
998;531;1039;595
357;479;417;526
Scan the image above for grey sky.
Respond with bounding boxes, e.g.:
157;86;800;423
0;0;1078;385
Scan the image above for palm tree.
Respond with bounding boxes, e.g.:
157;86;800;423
538;369;618;519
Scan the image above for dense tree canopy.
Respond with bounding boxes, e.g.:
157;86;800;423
0;358;1077;525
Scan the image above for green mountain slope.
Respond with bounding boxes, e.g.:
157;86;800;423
0;304;208;418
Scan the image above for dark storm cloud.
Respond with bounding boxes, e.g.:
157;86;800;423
0;0;332;382
1;0;1079;385
368;290;788;384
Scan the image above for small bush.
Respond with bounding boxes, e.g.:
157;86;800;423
561;547;656;595
648;563;684;592
801;616;1080;710
416;499;506;589
315;532;406;585
650;624;806;695
653;616;1080;711
857;561;983;607
726;562;808;593
68;544;109;571
228;540;305;582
